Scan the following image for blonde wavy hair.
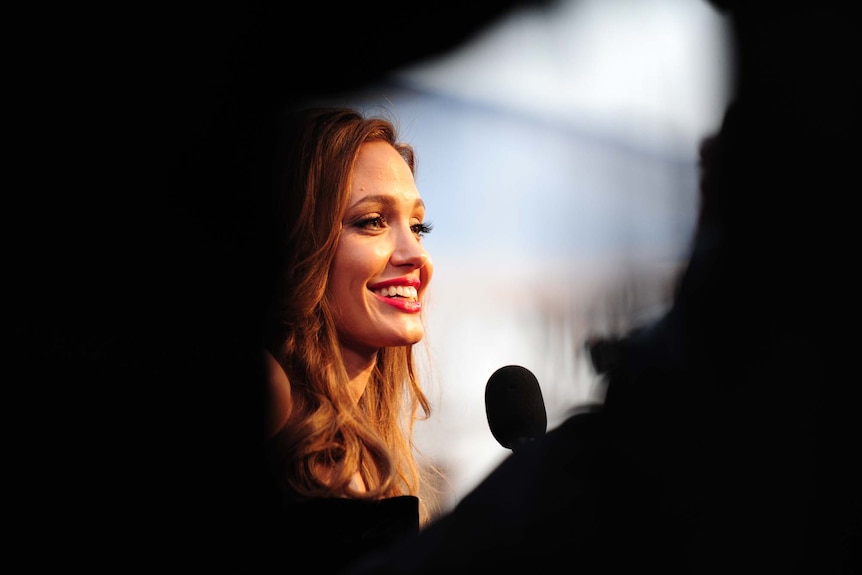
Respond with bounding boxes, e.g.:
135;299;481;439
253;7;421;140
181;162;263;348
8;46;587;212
263;106;439;524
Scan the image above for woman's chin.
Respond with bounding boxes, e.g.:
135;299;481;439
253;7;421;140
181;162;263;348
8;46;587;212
393;326;425;347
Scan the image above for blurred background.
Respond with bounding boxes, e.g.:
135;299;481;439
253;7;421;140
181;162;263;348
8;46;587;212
311;0;734;514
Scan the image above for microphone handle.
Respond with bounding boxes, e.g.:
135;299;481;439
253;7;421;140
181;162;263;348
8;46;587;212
508;437;535;452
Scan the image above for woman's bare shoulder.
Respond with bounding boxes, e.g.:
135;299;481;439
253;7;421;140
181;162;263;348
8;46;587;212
264;348;292;437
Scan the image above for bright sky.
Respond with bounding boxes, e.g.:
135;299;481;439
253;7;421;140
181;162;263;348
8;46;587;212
396;0;733;155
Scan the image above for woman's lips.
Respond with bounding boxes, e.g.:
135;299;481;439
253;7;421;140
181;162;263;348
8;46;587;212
369;277;421;291
370;290;422;313
368;278;422;313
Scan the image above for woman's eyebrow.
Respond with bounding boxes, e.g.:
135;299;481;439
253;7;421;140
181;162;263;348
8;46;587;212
349;195;393;209
348;195;425;210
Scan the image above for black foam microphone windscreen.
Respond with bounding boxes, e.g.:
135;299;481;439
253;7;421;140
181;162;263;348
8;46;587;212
485;365;548;450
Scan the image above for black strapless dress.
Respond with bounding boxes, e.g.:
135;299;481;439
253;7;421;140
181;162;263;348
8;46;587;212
262;493;420;574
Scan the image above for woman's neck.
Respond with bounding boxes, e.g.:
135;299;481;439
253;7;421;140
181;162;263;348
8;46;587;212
340;346;378;403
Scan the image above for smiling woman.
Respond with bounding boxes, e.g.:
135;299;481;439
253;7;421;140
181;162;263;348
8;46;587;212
330;141;434;361
259;106;440;574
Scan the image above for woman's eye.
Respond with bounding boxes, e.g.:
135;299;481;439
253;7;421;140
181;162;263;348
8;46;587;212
412;221;434;238
354;216;385;230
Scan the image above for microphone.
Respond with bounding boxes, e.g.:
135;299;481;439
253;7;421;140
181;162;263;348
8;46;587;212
485;365;548;452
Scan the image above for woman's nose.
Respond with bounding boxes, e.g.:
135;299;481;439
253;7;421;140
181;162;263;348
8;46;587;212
391;229;429;268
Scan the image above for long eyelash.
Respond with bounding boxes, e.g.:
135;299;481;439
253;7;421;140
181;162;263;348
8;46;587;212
415;221;434;236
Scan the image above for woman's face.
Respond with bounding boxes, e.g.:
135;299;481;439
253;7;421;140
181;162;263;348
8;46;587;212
328;140;434;357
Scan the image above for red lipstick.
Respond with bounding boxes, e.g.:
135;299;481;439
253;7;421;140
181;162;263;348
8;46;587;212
371;293;422;313
368;277;421;290
369;276;422;313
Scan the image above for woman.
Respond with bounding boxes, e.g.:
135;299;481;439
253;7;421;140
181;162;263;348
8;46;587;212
260;106;439;571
